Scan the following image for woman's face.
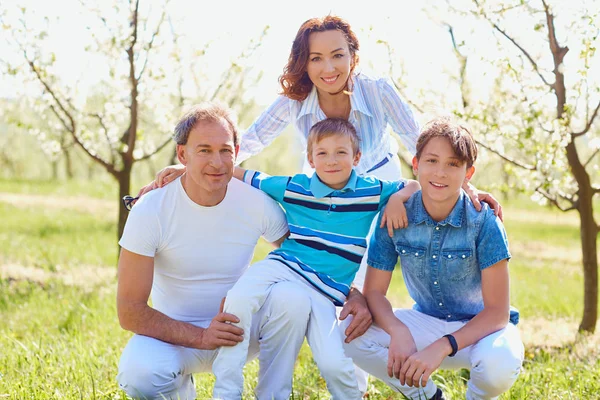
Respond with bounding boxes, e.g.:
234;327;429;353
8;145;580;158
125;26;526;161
305;29;352;96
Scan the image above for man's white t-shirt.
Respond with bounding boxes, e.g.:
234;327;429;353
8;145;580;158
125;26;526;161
119;177;288;324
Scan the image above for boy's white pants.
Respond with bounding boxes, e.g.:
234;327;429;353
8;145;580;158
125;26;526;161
343;308;525;400
213;259;362;400
117;281;310;400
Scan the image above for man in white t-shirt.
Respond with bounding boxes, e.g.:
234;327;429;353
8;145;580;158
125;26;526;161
116;103;313;399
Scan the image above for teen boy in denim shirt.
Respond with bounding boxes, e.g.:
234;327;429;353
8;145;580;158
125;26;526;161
345;117;524;400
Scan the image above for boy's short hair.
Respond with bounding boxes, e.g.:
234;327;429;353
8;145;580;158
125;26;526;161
416;117;478;168
307;118;360;155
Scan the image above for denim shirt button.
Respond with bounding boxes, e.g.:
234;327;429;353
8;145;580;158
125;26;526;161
447;255;452;259
434;281;438;285
415;252;419;256
401;250;406;254
462;254;466;258
447;315;452;318
435;226;440;230
432;255;437;259
439;302;443;306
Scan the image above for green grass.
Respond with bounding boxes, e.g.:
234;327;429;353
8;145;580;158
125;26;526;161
0;182;599;399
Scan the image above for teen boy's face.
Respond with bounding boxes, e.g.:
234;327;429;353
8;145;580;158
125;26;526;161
308;134;361;190
412;136;475;210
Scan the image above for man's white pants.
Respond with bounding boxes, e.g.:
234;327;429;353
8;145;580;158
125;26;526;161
213;259;362;400
343;309;525;400
117;281;311;400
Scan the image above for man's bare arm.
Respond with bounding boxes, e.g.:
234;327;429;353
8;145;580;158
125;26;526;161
117;248;244;350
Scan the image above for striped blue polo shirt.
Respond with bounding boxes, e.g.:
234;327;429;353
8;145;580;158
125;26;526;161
243;169;405;306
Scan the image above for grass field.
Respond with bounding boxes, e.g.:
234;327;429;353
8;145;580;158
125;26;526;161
0;178;599;399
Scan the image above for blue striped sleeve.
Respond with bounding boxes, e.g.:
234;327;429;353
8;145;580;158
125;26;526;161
378;179;406;210
379;78;419;156
237;95;291;164
242;169;289;202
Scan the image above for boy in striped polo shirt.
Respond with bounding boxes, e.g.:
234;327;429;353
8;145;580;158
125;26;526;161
212;118;420;400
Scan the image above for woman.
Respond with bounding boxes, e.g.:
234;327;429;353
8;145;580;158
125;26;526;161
148;15;500;217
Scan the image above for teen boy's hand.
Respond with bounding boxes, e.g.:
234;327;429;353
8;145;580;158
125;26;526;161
388;330;418;380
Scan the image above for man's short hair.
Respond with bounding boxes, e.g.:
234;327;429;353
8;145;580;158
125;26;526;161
307;118;360;155
173;102;239;146
416;117;478;168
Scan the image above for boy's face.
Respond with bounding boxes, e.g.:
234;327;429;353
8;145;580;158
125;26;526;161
308;134;361;190
412;136;475;209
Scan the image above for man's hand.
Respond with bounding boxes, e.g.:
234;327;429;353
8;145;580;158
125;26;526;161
196;298;244;350
339;289;372;343
387;331;418;380
398;338;450;388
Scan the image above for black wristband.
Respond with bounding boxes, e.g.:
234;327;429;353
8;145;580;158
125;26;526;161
443;334;458;357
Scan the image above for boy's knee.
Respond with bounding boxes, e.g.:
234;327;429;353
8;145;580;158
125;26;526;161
471;345;523;395
268;281;311;324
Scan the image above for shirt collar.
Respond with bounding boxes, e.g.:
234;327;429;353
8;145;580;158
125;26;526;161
410;191;465;228
309;170;358;199
296;75;373;120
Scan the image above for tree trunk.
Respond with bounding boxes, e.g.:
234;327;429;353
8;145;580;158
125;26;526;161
64;148;73;179
117;161;132;251
51;160;58;180
576;183;599;333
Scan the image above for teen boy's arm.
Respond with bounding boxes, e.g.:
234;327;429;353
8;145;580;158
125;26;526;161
362;219;419;380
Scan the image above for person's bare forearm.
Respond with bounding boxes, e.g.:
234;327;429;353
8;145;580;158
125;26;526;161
448;307;509;352
364;291;408;336
233;166;246;181
118;301;205;349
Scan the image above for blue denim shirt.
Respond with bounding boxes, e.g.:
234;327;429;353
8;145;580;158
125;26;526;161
368;190;519;324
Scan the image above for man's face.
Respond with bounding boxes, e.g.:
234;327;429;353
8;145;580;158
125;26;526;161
177;119;238;201
412;136;474;209
308;134;360;190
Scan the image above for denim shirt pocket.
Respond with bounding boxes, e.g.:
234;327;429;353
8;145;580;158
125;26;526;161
441;249;474;282
396;243;427;278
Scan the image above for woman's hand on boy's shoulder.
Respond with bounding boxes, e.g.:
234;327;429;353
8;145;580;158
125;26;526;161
463;182;504;222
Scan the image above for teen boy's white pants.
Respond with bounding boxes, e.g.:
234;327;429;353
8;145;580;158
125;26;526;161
343;308;525;400
117;281;310;400
212;259;363;400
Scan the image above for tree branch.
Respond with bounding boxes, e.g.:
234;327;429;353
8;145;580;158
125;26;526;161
135;136;173;162
378;39;425;114
572;100;600;138
89;112;116;165
473;0;553;89
476;139;536;171
535;187;577;212
585;148;600;168
136;5;168;81
125;0;140;160
26;57;75;133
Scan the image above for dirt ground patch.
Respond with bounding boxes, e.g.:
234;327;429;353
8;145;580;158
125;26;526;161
0;263;115;288
0;192;116;217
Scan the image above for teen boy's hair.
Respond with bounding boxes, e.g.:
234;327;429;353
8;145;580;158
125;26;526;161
307;118;360;155
416;117;478;168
